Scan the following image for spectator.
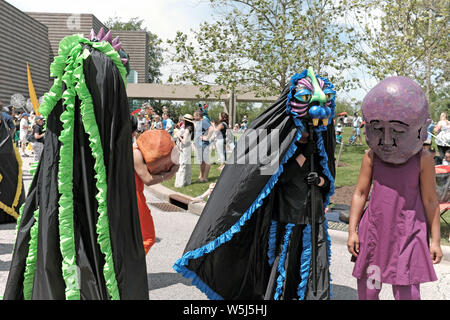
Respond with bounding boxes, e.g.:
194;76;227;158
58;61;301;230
433;112;450;161
194;109;213;182
174;114;195;188
19;113;30;157
32;116;45;161
1;102;15;137
212;112;229;171
163;113;174;136
137;111;147;133
152;115;162;130
233;123;239;133
442;150;450;166
336;120;343;145
352;112;363;145
343;115;349;127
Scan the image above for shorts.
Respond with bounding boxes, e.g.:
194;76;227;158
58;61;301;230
195;144;210;164
354;127;361;136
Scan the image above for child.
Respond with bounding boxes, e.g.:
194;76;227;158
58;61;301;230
347;76;443;300
442;149;450;165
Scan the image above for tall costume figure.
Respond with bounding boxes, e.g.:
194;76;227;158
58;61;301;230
4;29;148;300
174;68;336;300
0;113;25;224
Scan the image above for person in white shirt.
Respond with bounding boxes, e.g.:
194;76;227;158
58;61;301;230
352;112;363;145
19;113;30;157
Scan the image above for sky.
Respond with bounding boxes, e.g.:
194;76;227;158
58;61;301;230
7;0;370;104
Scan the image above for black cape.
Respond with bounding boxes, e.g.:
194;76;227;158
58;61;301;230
174;80;336;300
0;113;25;224
4;40;148;300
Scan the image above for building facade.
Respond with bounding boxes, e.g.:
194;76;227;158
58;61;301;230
0;0;49;106
0;1;149;108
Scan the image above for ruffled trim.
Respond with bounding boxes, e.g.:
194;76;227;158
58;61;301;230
22;207;40;300
57;43;82;300
173;128;304;299
74;51;121;300
274;223;294;300
173;265;223;300
323;217;333;299
39;34;127;118
297;224;312;300
267;220;278;266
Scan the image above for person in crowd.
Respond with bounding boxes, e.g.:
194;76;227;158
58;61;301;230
137;111;148;133
19;113;30;157
433;112;450;161
174;114;195;188
348;76;442;300
193;110;213;182
152;115;162;130
442;149;450;166
131;115;179;255
163;113;175;136
212;112;230;171
1;102;15;137
32;116;45;162
352;112;363;145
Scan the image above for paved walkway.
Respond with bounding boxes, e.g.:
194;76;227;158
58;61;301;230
0;155;449;300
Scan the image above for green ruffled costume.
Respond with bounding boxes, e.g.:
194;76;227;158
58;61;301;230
3;35;148;300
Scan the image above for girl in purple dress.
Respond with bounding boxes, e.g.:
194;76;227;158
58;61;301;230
347;77;443;300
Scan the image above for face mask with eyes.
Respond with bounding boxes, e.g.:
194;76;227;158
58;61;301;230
361;76;431;165
288;67;336;127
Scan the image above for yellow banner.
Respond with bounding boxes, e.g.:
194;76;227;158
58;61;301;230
27;62;41;116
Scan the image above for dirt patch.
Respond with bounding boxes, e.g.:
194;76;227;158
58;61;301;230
336;161;350;167
330;185;355;206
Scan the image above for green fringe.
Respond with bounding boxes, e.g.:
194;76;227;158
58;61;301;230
22;207;40;300
74;50;121;300
57;43;83;300
34;33;126;300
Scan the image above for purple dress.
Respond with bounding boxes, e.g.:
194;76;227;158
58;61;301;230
353;151;437;285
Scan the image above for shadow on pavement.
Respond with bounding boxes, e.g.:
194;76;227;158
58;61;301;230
0;223;16;231
331;284;358;300
148;272;194;291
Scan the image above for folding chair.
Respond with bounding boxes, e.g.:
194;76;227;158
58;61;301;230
435;165;450;231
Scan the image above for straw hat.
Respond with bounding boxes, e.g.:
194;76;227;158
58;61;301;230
183;114;194;123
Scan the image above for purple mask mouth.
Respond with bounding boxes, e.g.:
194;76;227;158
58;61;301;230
289;100;308;116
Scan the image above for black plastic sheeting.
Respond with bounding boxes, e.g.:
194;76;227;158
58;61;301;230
177;85;335;299
3;45;148;300
0;113;24;224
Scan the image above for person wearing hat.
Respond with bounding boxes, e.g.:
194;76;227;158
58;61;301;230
19;112;30;157
32;116;45;161
174;114;195;188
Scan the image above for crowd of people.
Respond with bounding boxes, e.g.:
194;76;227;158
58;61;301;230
0;100;45;162
131;102;239;188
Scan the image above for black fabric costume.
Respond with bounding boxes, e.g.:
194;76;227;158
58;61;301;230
0;113;25;224
3;37;148;300
174;71;336;300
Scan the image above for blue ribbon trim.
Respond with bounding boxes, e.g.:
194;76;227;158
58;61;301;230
173;125;304;299
297;224;312;300
323;217;333;299
267;220;278;266
273;223;295;300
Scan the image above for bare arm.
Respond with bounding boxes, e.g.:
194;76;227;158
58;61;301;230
347;150;373;257
420;151;442;263
133;148;179;186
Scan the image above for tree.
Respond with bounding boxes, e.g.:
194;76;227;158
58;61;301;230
105;16;164;83
347;0;449;111
167;0;357;99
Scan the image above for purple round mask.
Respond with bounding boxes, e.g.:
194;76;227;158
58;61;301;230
361;76;430;164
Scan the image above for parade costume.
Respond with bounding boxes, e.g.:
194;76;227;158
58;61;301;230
353;76;436;299
174;68;336;300
0;113;25;224
4;29;148;300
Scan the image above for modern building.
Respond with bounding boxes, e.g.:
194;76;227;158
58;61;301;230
0;1;149;108
0;0;49;105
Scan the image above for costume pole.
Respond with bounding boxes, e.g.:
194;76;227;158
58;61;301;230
308;123;317;295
